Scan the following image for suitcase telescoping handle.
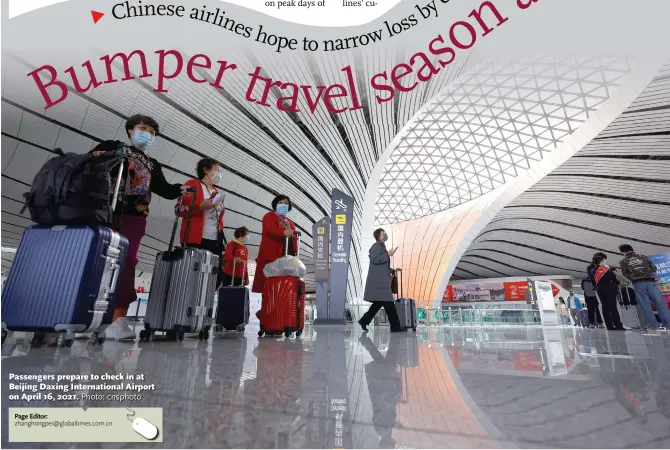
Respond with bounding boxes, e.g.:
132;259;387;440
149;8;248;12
110;159;125;212
284;231;302;258
620;285;631;308
168;186;198;252
230;259;247;287
395;268;403;300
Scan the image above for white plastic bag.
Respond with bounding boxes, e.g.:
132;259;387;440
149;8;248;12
263;256;306;278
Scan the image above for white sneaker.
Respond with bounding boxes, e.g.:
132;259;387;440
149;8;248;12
104;317;136;341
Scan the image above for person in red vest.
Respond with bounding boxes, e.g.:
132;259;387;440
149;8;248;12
176;157;226;285
222;227;250;287
590;254;624;331
252;195;298;316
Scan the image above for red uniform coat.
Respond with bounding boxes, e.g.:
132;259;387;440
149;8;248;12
175;179;225;246
223;240;249;284
251;211;298;293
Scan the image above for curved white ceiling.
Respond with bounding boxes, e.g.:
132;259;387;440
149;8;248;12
376;56;632;224
453;62;670;282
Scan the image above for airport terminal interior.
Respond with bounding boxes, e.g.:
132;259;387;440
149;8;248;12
2;43;670;448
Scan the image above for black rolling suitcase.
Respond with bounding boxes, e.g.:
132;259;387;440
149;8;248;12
394;269;417;332
214;260;250;333
1;156;128;347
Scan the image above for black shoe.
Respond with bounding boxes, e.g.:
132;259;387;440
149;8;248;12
390;328;405;333
358;320;368;332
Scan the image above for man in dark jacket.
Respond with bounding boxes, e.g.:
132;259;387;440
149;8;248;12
619;244;669;330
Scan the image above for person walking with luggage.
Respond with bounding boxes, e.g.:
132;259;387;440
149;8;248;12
91;115;187;341
252;195;299;318
222;227;250;287
176;157;226;287
565;291;584;327
581;277;603;328
590;254;624;331
619;244;670;331
358;228;402;332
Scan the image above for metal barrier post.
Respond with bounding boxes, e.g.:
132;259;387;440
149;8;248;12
449;307;453;327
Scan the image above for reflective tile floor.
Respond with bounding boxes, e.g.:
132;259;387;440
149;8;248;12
2;325;669;448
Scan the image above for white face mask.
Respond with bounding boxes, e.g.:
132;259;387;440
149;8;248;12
381;232;388;242
211;173;221;184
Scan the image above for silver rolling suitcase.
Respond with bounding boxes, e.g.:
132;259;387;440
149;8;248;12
163;247;218;339
618;286;647;330
394;269;417;332
141;188;219;342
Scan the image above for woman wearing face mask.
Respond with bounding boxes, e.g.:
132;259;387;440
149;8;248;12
590;253;624;331
221;227;250;287
176;158;226;286
252;195;298;298
91;114;187;341
358;228;402;332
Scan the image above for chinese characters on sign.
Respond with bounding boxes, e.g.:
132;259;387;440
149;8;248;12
330;398;347;448
328;189;354;322
313;219;330;282
313;217;331;321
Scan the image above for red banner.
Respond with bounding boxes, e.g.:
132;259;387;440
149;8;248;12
442;285;454;302
503;281;527;301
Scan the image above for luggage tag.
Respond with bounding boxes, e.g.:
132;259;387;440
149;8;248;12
125;408;159;440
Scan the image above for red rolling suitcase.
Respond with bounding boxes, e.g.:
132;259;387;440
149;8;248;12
258;233;305;338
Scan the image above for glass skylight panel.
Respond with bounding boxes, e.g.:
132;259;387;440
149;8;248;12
375;56;632;224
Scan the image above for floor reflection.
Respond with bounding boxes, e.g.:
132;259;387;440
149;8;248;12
2;326;669;448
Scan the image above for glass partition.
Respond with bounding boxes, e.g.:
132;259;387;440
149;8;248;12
341;304;545;327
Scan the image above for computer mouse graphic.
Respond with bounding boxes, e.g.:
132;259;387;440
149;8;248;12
132;417;159;440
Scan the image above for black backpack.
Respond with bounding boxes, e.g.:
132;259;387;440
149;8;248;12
22;149;124;227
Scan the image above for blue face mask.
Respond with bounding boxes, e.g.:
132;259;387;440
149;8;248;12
276;204;289;216
133;130;154;148
243;235;249;244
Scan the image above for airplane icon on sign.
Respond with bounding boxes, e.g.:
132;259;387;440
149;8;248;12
334;199;347;211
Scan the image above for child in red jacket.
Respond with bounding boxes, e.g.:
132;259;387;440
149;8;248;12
222;227;250;287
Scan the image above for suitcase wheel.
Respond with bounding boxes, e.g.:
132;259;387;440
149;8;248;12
89;331;106;346
235;325;245;333
139;329;150;341
295;328;303;338
412;327;417;332
198;330;210;341
56;333;74;348
30;332;47;348
178;331;185;342
258;330;265;338
284;331;291;338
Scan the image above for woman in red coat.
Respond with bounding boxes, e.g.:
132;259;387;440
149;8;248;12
252;195;298;297
175;158;226;285
222;227;250;287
